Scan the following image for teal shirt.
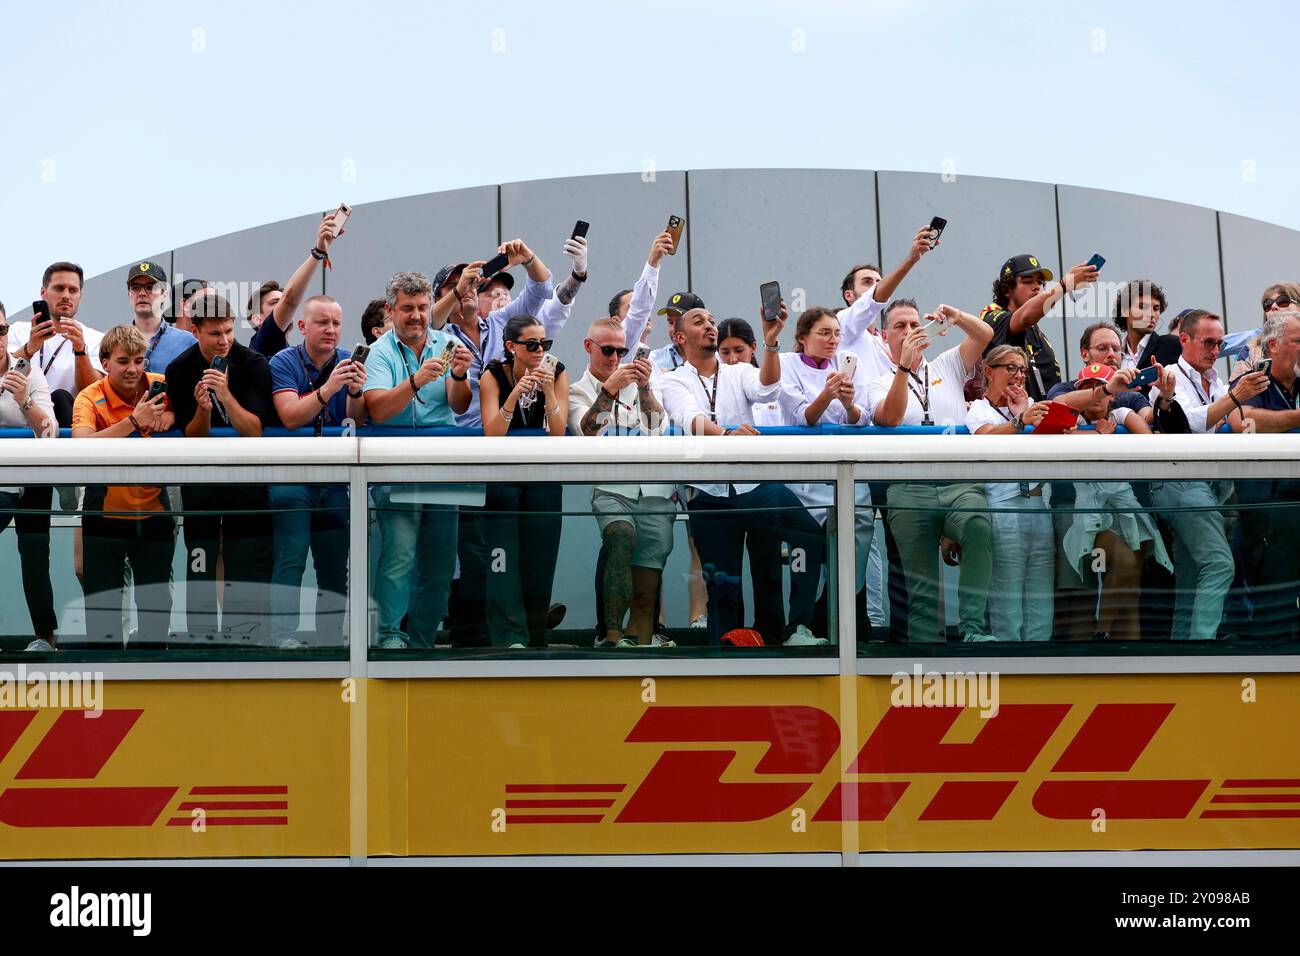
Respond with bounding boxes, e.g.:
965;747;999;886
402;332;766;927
362;328;458;427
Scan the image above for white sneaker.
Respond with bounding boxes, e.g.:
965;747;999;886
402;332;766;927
962;629;999;643
689;614;707;629
650;634;677;648
783;625;829;647
508;643;526;649
25;638;56;652
594;637;637;648
277;638;308;650
378;636;408;650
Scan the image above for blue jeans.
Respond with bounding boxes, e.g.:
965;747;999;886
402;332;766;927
268;484;349;646
372;487;458;647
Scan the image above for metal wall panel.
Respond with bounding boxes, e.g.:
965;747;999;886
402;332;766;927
1219;211;1300;338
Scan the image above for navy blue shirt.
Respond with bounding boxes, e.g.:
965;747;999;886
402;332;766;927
269;344;353;427
1239;375;1300;501
249;314;289;358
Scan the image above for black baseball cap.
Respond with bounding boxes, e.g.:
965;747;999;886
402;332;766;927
1000;254;1054;282
125;260;167;286
657;292;706;316
477;271;514;294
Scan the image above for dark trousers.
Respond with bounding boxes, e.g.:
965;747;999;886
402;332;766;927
450;505;491;647
181;484;273;641
687;483;825;639
50;390;74;429
483;483;562;647
0;486;58;639
82;514;175;646
1240;505;1300;642
746;532;787;645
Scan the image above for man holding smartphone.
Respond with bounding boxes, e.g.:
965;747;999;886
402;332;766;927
0;305;60;651
71;325;175;647
166;294;275;642
9;262;104;426
126;261;196;375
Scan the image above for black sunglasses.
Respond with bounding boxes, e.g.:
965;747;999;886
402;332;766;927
0;324;8;336
597;344;630;358
1263;294;1293;311
509;338;554;352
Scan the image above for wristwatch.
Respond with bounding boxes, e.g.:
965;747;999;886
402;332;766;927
1013;413;1026;433
20;397;35;412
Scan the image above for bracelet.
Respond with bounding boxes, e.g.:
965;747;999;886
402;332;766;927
74;350;86;356
348;389;363;399
547;404;560;416
128;414;141;432
572;270;587;283
315;389;328;406
522;256;535;267
501;408;514;423
450;371;467;381
764;342;780;352
409;374;420;396
310;246;328;261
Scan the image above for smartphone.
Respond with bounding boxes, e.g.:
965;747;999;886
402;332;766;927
440;341;456;368
13;357;31;377
1254;357;1273;376
147;380;168;400
760;281;782;323
571;220;590;241
928;216;947;246
665;215;685;255
350;343;371;366
31;300;52;327
1129;365;1159;389
634;344;652;363
332;202;351;234
1086;253;1106;270
541;353;558;373
839;352;858;379
211;354;229;374
481;252;510;280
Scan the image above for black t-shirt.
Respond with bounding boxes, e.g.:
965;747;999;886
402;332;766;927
1239;375;1300;502
249;313;289;359
482;359;566;432
166;340;274;432
981;305;1062;402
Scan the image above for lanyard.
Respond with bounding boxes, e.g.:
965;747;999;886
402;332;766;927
295;345;340;428
397;339;428;405
40;337;68;376
1270;378;1300;410
899;361;931;424
143;323;167;372
698;366;720;423
1176;363;1212;407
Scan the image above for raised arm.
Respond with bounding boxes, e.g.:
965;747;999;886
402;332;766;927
266;216;340;335
620;232;672;360
1008;261;1098;335
872;225;937;305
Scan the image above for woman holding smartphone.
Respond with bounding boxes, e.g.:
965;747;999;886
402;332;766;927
479;314;569;648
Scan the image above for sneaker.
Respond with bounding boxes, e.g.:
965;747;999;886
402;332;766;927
689;614;708;629
546;604;567;630
508;643;527;649
24;638;56;652
650;634;677;648
378;636;408;650
593;637;637;648
784;625;829;646
276;638;308;650
961;629;999;643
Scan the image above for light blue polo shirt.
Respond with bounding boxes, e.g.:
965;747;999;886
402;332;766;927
142;321;197;374
362;328;458;427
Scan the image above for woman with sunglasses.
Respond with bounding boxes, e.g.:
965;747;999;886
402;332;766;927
965;345;1054;641
479;314;569;648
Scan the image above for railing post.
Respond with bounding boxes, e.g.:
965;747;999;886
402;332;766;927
836;463;859;867
348;463;368;867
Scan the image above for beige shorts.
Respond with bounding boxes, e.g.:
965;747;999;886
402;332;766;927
592;490;676;570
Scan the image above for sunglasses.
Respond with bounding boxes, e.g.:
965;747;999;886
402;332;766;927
0;324;8;336
596;344;630;358
990;363;1028;375
1192;337;1225;351
509;338;554;352
1263;294;1293;311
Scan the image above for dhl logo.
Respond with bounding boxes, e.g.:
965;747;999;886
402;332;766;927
503;704;1300;825
0;709;288;828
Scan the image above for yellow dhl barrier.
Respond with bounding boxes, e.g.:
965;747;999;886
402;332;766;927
0;675;1296;859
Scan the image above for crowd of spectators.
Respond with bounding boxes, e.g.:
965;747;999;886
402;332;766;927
2;209;1297;652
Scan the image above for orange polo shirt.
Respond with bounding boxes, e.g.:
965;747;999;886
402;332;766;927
72;373;168;519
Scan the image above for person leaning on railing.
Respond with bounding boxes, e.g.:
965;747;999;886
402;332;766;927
479;313;569;648
569;317;675;648
165;293;274;643
71;325;175;649
869;298;995;643
659;299;828;646
1056;362;1171;643
965;345;1054;642
0;306;60;651
1229;309;1300;642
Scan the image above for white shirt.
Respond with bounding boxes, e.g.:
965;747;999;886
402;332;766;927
1121;332;1151;371
965;398;1044;503
836;295;894;381
0;357;56;493
777;351;872;426
867;344;973;428
7;322;104;395
569;366;674;501
660;359;780;496
1154;356;1228;434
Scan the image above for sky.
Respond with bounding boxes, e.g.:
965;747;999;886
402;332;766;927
1;0;1296;302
